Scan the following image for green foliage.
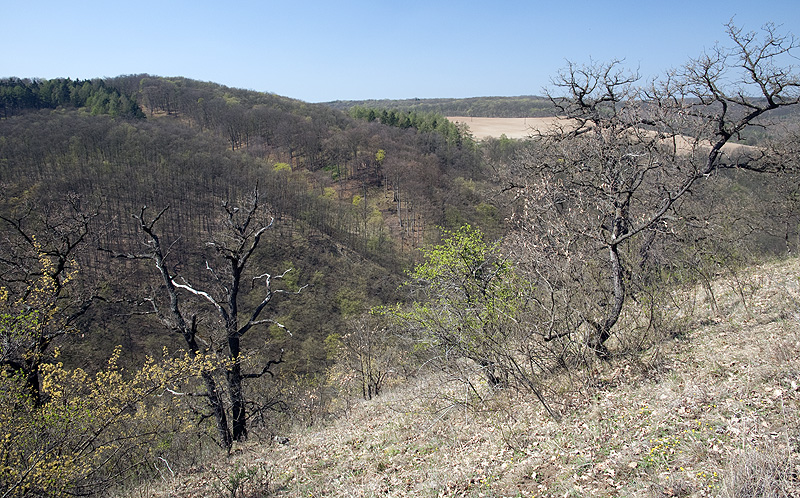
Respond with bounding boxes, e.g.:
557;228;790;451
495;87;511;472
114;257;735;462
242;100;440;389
335;286;367;318
388;225;562;419
0;303;39;366
322;186;337;199
482;134;530;164
412;225;515;305
323;333;342;362
279;262;301;292
391;225;522;380
0;77;145;119
349;106;472;148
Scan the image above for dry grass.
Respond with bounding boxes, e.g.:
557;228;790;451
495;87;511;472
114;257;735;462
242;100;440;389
128;258;800;497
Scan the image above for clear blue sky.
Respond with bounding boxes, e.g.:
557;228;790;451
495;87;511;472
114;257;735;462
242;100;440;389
3;1;798;102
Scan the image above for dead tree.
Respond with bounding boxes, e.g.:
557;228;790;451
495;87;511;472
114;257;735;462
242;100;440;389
132;206;233;451
132;186;304;446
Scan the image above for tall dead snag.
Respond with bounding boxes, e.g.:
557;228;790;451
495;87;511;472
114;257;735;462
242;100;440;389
133;186;303;446
133;206;233;451
507;21;799;357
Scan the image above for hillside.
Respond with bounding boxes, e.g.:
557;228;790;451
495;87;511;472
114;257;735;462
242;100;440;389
3;45;800;497
0;75;493;371
127;258;800;497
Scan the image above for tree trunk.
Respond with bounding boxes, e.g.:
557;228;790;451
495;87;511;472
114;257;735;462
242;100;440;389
589;241;625;358
182;325;233;451
202;371;233;451
227;335;248;442
478;358;503;387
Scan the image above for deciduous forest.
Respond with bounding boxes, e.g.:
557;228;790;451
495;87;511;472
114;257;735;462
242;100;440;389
2;21;800;497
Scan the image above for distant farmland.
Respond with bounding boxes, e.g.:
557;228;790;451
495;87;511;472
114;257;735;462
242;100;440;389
446;116;564;139
448;116;757;160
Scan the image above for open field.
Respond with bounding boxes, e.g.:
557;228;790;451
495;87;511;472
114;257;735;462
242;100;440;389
447;116;757;162
447;116;564;139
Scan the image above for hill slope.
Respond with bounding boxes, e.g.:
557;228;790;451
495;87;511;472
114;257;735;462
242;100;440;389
132;258;800;497
0;75;493;372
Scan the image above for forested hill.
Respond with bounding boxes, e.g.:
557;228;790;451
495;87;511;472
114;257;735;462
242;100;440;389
323;95;557;118
0;75;493;249
5;23;800;496
0;73;495;390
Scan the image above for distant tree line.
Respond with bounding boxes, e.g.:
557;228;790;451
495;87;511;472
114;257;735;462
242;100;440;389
348;106;470;147
0;77;145;119
326;95;558;118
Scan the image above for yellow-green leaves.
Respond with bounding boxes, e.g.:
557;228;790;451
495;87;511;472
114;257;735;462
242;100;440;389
393;225;523;363
412;225;518;319
1;344;223;497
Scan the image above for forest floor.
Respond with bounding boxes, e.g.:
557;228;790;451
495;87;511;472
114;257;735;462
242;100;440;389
126;258;800;497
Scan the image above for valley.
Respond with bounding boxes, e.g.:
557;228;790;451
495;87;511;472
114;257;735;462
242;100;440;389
2;21;800;497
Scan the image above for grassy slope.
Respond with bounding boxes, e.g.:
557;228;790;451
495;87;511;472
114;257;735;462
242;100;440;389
128;259;800;498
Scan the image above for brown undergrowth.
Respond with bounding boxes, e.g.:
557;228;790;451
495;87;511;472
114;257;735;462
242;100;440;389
124;258;800;498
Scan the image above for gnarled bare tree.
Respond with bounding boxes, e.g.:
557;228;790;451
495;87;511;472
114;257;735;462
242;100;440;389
130;205;233;450
506;21;799;357
129;186;304;449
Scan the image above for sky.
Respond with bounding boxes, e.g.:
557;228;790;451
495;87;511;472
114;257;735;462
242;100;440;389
3;1;799;103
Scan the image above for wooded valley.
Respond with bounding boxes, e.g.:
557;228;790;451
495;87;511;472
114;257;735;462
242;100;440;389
2;21;800;497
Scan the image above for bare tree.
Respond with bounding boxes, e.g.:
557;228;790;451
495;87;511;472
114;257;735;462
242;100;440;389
332;313;398;400
131;206;233;450
130;186;304;448
506;21;800;357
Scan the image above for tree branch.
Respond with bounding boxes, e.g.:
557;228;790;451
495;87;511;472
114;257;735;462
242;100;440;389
242;350;285;379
